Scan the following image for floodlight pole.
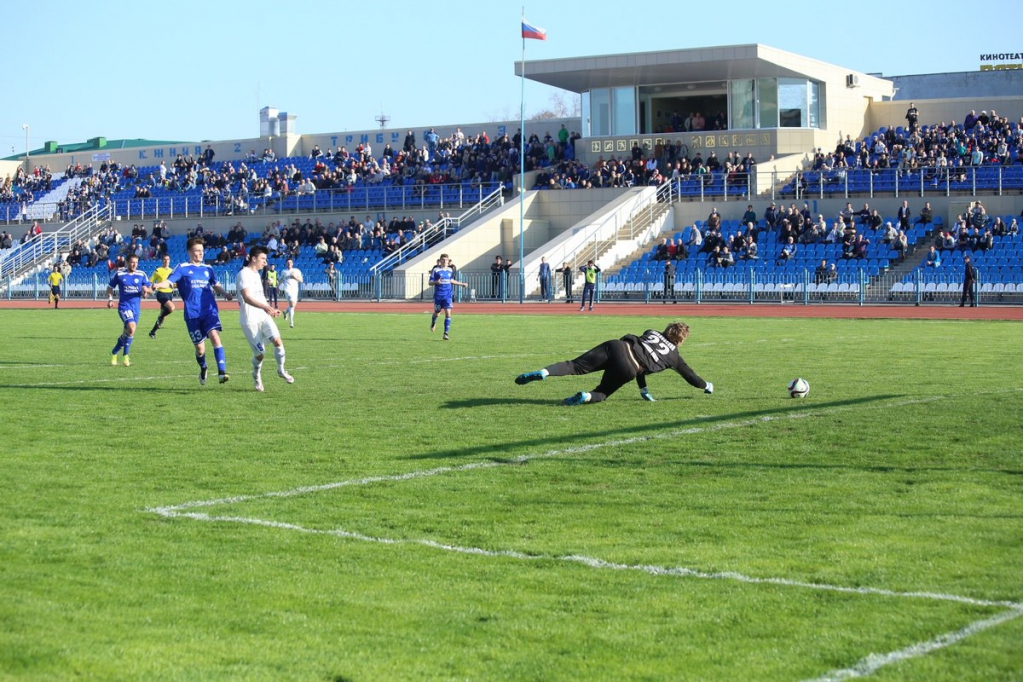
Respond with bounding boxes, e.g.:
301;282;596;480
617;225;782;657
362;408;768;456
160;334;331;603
22;124;29;172
518;24;526;303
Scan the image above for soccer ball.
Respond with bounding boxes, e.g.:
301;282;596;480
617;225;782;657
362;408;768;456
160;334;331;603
788;378;810;398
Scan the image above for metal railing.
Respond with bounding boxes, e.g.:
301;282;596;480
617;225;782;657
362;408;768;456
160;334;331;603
8;265;1017;306
770;165;1021;201
370;187;504;275
0;182;504;225
0;204;112;288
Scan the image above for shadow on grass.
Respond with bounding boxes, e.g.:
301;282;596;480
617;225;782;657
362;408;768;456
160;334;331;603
412;395;902;461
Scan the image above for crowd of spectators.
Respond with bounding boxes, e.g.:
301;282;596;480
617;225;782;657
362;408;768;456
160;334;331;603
42;126;581;222
537;139;756;190
804;109;1021;188
1;166;55;206
536;107;1018;195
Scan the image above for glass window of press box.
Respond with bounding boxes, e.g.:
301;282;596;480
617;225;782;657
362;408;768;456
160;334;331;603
582;78;821;135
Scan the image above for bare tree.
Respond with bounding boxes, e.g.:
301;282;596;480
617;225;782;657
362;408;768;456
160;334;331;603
529;92;581;120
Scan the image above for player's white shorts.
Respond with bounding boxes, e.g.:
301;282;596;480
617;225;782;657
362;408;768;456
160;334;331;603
281;285;299;304
241;316;282;354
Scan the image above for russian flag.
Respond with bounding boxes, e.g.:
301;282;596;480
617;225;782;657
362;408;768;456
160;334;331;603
521;19;547;41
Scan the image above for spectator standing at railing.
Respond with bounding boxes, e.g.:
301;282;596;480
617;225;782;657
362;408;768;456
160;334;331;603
556;261;574;304
538;257;552;301
662;260;676;303
490;256;504;299
959;253;977;307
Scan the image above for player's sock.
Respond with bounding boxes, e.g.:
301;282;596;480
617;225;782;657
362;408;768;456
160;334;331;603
123;335;134;356
213;345;227;374
112;335;125;355
443;317;451;334
252;357;264;391
274;347;294;383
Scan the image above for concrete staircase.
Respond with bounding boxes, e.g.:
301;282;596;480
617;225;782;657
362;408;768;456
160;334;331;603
23;177;84;221
862;228;936;300
590;200;672;276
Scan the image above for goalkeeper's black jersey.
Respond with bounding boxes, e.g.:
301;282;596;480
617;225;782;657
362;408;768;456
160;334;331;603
621;330;704;388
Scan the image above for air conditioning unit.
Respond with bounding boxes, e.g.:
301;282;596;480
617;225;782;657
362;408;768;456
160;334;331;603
846;74;860;88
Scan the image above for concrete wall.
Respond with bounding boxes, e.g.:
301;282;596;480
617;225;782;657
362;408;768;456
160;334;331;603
17;117;581;177
887;70;1023;102
1;159;23;181
867;97;1023;134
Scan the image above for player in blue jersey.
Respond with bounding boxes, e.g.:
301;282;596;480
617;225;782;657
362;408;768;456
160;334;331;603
428;254;467;340
106;254;153;367
164;237;235;385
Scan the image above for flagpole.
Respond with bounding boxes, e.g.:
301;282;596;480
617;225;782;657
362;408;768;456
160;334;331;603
518;8;526;304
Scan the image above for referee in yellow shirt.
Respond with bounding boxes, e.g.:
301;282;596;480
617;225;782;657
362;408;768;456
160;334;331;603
47;265;63;309
148;254;176;338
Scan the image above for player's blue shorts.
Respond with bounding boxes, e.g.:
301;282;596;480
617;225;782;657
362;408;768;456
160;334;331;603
184;312;223;344
118;305;140;325
434;296;453;312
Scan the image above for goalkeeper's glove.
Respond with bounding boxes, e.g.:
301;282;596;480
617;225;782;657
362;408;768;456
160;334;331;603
704;382;714;394
640;388;655;402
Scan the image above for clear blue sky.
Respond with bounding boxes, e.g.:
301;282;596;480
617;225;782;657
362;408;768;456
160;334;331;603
2;0;1020;152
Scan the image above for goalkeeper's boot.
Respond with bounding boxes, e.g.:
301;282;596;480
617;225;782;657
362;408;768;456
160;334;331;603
563;391;591;406
515;370;546;385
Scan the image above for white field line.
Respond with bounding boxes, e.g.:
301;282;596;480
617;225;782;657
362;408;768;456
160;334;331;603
145;391;1024;677
800;607;1024;682
149;394;948;514
155;509;1022;612
145;393;1021;612
5;374;190;387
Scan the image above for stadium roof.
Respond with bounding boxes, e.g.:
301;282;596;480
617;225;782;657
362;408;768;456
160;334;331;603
3;138;187;162
515;43;887;92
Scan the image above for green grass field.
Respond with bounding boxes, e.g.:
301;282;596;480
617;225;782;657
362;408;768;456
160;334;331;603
0;308;1020;681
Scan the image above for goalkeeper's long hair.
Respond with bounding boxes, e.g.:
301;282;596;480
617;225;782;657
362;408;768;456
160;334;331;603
663;322;690;346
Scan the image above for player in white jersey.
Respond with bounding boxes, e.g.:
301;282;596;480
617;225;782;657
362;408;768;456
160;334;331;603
279;258;304;328
236;246;295;392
